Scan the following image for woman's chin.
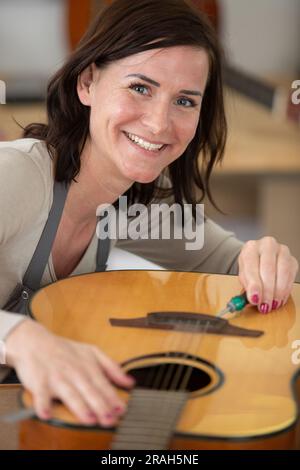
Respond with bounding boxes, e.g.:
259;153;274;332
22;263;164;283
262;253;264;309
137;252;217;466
135;174;158;184
121;164;159;184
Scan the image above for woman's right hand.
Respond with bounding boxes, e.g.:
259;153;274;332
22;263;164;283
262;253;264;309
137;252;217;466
5;318;135;426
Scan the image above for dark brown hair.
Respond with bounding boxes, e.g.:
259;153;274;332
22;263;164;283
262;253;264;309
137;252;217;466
23;0;227;211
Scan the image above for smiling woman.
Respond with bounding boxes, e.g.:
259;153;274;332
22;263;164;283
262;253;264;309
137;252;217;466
75;46;209;184
0;0;298;435
24;0;225;209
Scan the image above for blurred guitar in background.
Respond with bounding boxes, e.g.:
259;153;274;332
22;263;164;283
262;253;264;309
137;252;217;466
67;0;299;126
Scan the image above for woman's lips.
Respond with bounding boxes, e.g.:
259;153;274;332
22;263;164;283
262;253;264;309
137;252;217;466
123;131;167;156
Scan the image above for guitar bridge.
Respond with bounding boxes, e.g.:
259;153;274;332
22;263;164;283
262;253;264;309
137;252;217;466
110;311;263;337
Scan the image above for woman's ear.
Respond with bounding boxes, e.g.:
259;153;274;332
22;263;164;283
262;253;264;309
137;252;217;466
77;63;97;106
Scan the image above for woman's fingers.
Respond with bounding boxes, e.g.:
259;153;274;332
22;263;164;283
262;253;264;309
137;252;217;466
31;361;127;427
47;344;131;426
32;379;52;421
275;247;299;307
238;240;262;306
257;237;278;313
7;320;134;427
238;237;299;314
51;376;103;425
94;347;135;389
70;362;127;423
273;244;292;308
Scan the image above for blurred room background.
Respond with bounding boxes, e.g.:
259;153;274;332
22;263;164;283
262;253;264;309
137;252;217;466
0;0;299;278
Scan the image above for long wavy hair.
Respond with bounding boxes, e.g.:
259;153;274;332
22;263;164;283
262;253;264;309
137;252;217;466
23;0;227;212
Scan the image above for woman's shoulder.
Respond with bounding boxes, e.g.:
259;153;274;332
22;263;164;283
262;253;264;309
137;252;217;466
0;139;54;241
0;138;53;181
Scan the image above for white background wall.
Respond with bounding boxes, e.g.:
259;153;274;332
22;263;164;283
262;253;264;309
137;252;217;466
0;0;68;79
220;0;300;76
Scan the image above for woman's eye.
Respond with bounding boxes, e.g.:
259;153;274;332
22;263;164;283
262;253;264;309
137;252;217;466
177;97;196;108
129;83;149;95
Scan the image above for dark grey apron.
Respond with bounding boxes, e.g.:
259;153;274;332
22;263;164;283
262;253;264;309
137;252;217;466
1;180;110;382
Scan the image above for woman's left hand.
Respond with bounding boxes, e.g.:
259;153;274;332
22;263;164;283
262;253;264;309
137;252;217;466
238;237;299;314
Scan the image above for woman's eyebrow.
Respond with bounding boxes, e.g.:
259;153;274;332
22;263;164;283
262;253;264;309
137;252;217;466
125;73;203;97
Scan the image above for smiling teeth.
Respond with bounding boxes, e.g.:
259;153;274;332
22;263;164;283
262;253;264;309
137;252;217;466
126;132;164;151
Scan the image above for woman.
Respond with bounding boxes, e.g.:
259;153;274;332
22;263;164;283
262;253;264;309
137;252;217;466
0;0;298;428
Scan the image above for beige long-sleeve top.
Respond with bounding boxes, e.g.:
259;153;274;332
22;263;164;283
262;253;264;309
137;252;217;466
0;138;243;342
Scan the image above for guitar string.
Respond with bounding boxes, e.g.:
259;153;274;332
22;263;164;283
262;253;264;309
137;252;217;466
117;290;245;446
175;318;211;392
146;285;240;439
116;277;229;444
149;319;192;391
149;316;212;392
174;299;255;393
144;324;179;390
148;276;217;394
135;299;260;446
115;283;266;447
119;318;196;446
150;297;248;446
144;317;203;390
144;312;213;390
113;309;192;445
143;316;212;447
120;317;203;432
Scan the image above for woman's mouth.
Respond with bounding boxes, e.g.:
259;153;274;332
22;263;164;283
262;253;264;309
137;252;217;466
123;131;167;154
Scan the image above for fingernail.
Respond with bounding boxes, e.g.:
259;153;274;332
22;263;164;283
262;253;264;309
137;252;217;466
251;294;259;304
114;406;124;415
101;414;116;428
272;300;278;310
42;409;51;419
260;303;269;314
86;411;97;421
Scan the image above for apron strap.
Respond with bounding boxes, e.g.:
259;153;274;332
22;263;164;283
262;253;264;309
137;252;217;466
23;181;111;289
23;181;69;290
95;236;111;272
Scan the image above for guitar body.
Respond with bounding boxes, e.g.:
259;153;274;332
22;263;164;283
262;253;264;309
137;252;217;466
18;271;300;449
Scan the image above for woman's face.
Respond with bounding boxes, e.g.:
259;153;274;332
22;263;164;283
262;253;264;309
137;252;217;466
78;46;209;184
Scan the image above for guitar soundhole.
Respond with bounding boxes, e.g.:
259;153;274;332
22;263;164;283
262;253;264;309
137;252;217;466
129;364;210;392
124;353;223;395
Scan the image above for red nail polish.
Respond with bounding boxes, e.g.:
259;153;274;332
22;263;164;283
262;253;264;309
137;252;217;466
272;300;278;310
42;410;51;419
251;294;259;304
114;406;123;414
265;304;270;314
260;303;269;314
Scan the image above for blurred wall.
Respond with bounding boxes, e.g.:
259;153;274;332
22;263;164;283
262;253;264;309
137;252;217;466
220;0;300;76
0;0;68;80
0;0;299;80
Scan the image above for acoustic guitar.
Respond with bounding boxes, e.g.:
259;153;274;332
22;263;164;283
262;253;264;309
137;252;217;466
16;270;300;450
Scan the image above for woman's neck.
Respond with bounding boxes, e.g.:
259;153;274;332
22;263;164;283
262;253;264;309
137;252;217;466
63;139;133;227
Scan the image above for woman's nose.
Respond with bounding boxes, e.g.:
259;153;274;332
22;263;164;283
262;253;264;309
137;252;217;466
140;101;171;135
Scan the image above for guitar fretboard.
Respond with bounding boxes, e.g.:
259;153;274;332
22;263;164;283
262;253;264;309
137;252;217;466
111;388;187;450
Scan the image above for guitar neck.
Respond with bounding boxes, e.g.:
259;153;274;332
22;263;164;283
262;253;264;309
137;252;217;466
223;64;276;110
223;64;300;125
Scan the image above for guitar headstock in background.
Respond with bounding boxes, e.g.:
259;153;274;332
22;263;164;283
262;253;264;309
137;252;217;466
190;0;300;126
